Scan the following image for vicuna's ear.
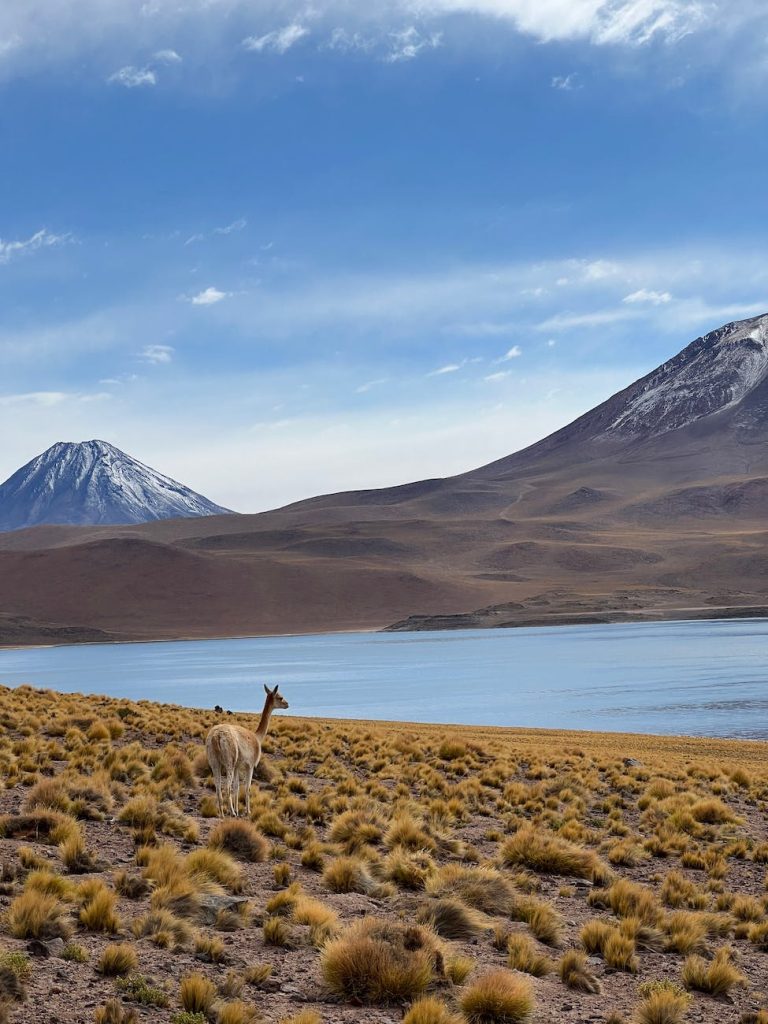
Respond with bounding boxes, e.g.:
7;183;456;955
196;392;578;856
274;685;280;694
263;684;270;696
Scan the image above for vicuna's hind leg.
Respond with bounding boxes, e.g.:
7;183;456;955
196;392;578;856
212;768;225;817
225;766;237;816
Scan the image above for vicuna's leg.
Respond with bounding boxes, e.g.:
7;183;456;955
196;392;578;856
212;767;224;817
225;766;237;816
244;765;255;817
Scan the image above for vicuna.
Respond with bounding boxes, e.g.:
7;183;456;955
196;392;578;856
205;684;289;816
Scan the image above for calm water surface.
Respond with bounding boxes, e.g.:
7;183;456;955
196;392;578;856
1;619;767;739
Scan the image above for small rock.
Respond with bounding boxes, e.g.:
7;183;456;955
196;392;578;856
27;937;65;958
197;893;250;925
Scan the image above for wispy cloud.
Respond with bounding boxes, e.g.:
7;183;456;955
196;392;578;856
355;377;388;393
624;288;672;304
484;370;512;382
108;65;157;88
0;228;71;264
0;390;109;407
185;218;246;245
428;362;462;376
500;344;522;360
385;26;442;62
243;23;309;54
190;286;228;305
551;73;580;90
141;343;174;364
153;49;181;64
213;218;246;236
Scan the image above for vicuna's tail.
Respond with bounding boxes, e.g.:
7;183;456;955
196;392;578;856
206;725;239;773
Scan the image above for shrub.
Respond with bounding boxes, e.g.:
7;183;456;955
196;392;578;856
61;943;88;962
179;973;217;1015
459;970;535;1023
403;996;463;1024
208;820;269;863
115;975;170;1007
322;857;374;894
94;1000;138;1024
7;890;72;940
501;828;610;883
506;933;553;977
79;884;120;933
215;1001;259;1024
634;982;690;1024
558;950;601;993
417;898;487;941
426;865;517;916
186;848;243;892
97;944;138;977
321;917;442;1004
681;946;746;996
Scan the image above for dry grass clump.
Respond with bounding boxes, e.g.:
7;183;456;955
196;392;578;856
94;999;139;1024
501;827;610;883
506;933;554;976
322;856;375;894
208;819;269;862
403;996;464;1024
558;949;601;993
459;970;535;1023
179;973;218;1014
681;945;746;996
321;917;442;1003
7;889;72;940
634;981;691;1024
426;865;517;916
417;897;488;940
97;943;138;976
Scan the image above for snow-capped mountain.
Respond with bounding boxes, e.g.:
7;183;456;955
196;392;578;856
604;313;768;438
0;440;233;532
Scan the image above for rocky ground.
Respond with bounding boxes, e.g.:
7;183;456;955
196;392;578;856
0;685;767;1024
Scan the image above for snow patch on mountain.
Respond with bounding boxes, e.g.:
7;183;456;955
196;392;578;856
0;440;233;532
606;313;768;438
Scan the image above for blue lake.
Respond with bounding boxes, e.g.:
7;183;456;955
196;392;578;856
1;619;767;739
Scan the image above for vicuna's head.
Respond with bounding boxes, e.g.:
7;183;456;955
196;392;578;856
264;683;289;710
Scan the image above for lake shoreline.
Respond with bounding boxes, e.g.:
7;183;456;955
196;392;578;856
3;602;768;652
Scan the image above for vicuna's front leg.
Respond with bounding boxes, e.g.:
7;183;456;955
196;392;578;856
244;764;255;816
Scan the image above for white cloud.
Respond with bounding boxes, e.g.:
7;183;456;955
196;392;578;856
623;287;673;304
243;23;309;54
501;344;522;359
537;308;638;330
213;218;246;235
108;65;157;87
385;26;442;62
0;228;71;264
141;343;174;364
0;390;109;407
484;370;512;381
428;362;462;375
551;73;579;90
153;48;181;63
355;377;388;392
190;286;228;305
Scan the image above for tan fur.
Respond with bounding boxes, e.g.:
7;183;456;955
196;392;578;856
205;685;289;816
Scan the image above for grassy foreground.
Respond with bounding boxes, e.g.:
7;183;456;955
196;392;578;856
0;686;767;1024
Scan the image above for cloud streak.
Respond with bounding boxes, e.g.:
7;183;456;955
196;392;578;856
0;228;71;264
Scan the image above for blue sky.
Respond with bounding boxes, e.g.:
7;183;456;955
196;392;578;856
2;1;768;511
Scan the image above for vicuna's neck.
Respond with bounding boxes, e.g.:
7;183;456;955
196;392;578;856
255;695;275;739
